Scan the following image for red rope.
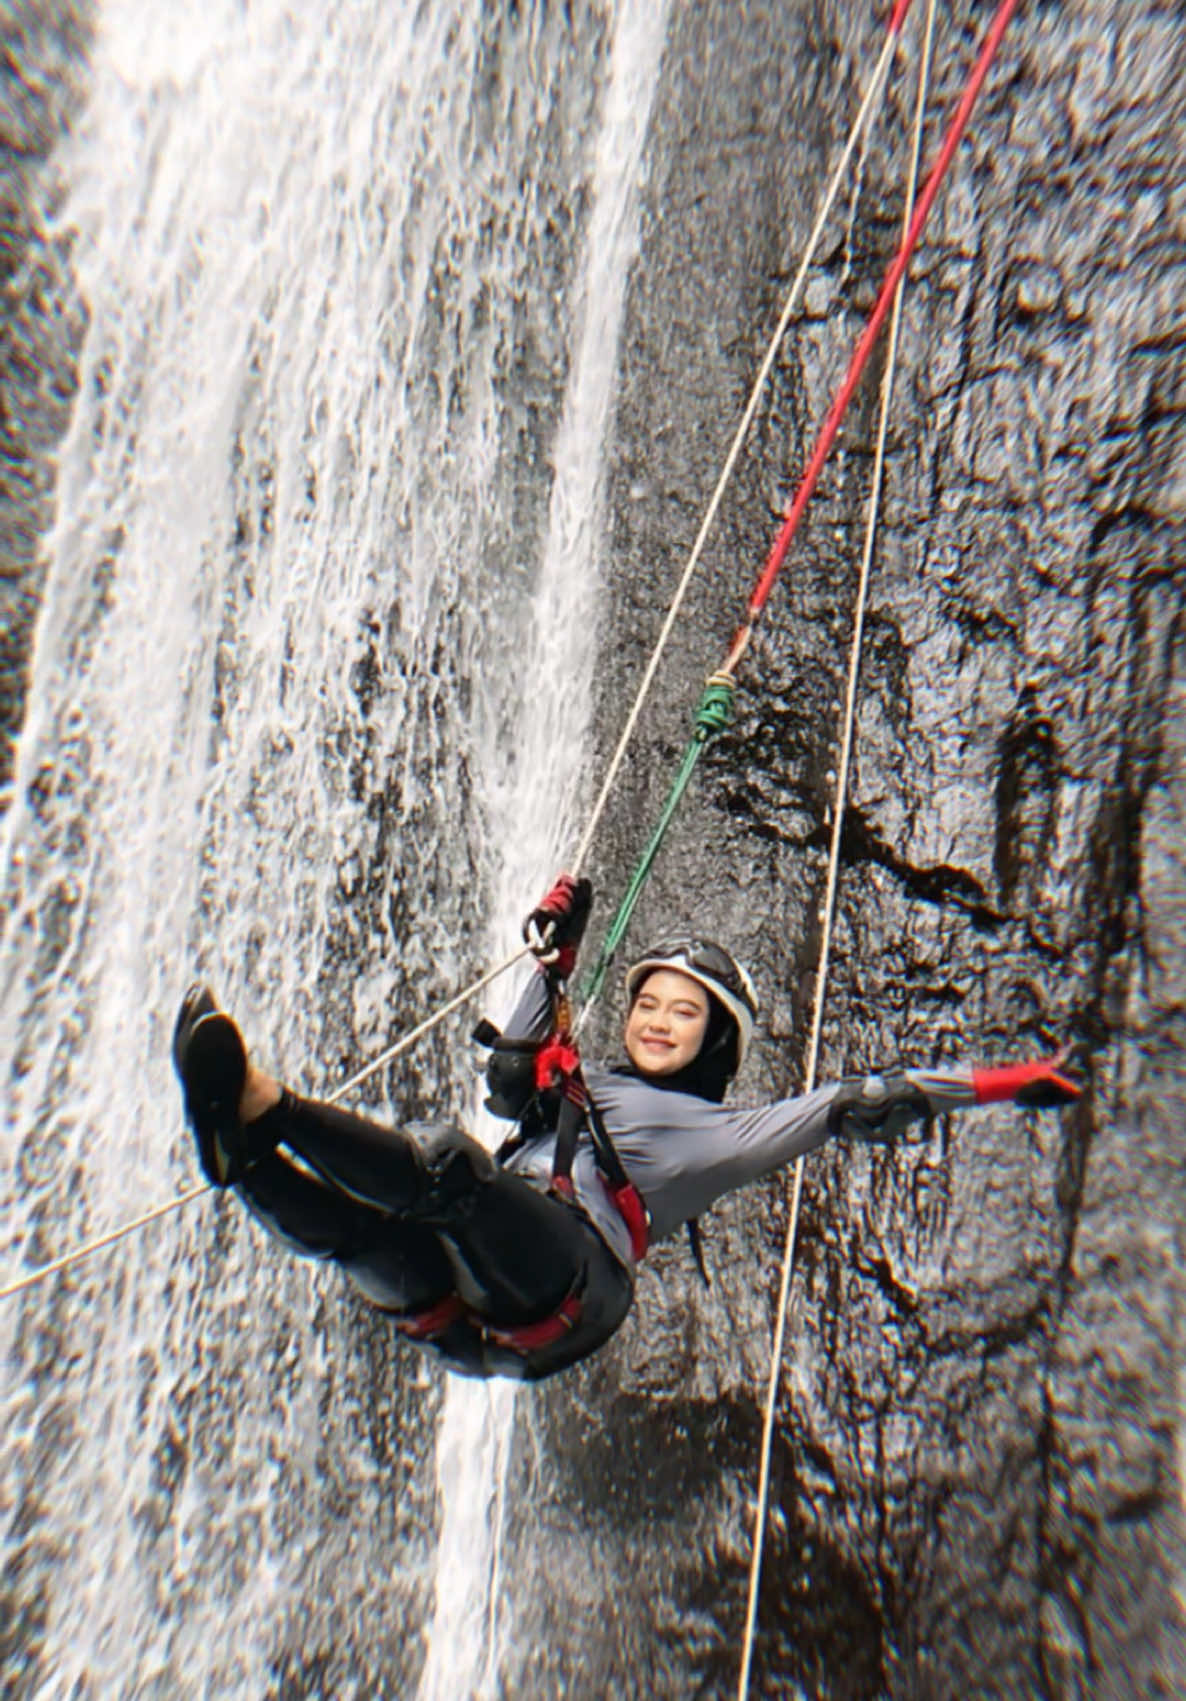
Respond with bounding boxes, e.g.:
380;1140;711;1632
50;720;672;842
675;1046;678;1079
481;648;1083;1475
889;0;915;32
746;0;1021;622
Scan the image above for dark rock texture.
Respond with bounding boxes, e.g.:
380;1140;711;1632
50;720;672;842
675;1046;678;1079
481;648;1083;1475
0;0;93;802
502;2;1186;1697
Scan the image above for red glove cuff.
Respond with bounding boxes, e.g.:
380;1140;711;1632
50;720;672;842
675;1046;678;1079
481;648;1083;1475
974;1061;1032;1104
972;1058;1077;1105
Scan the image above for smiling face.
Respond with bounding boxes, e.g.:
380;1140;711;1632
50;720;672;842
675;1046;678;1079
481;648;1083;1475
624;967;710;1077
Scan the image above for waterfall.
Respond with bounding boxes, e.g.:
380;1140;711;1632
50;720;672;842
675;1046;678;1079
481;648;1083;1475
1;2;666;1694
415;8;670;1694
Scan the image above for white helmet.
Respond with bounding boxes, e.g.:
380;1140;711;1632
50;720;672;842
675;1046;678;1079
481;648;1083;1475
625;938;758;1067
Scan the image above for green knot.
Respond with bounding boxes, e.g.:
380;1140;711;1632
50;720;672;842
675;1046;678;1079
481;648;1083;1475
694;675;735;741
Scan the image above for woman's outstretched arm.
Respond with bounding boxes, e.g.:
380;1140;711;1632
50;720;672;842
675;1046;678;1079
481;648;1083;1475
590;1049;1084;1243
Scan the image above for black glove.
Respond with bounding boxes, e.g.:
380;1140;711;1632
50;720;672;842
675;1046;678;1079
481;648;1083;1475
522;874;593;979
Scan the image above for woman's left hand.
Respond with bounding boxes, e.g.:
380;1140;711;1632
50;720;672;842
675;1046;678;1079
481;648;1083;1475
523;874;593;977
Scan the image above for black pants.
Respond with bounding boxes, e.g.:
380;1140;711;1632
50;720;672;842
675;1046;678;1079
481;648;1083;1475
236;1092;633;1380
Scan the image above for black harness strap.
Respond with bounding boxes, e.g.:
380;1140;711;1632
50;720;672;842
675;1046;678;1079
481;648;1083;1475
535;982;651;1263
545;1069;650;1262
549;1086;585;1203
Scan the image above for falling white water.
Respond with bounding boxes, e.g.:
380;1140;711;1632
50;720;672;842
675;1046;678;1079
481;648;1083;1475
0;1;666;1694
415;4;671;1695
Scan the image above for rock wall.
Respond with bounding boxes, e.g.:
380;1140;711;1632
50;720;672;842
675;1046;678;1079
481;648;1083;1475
502;3;1186;1696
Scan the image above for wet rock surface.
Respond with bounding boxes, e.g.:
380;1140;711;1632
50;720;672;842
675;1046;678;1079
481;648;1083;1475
0;0;93;801
505;2;1185;1697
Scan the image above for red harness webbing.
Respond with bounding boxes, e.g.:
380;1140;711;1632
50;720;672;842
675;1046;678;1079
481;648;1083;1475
394;1293;464;1341
393;1289;582;1355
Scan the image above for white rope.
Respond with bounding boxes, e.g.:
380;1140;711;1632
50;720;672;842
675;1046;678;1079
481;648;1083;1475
0;1182;212;1302
321;942;533;1103
569;19;903;876
735;1;938;1692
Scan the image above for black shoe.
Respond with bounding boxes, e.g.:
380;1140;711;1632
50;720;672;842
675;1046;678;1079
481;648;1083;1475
173;985;249;1186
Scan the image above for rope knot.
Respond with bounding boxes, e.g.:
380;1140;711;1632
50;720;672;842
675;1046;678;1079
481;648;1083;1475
694;674;736;741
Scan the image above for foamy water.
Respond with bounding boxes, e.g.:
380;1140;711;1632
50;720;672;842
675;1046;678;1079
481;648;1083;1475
1;3;666;1693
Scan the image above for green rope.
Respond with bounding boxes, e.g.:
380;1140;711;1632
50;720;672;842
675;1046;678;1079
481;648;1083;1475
694;675;735;738
581;676;736;1006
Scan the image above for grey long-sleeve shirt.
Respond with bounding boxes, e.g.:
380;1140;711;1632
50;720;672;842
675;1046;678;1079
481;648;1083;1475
499;971;977;1268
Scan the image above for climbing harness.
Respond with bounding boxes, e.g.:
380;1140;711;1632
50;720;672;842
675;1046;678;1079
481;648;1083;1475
389;1282;584;1359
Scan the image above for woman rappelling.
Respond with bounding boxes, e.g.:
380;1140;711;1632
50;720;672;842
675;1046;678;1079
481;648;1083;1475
14;0;1040;1396
173;873;1083;1381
